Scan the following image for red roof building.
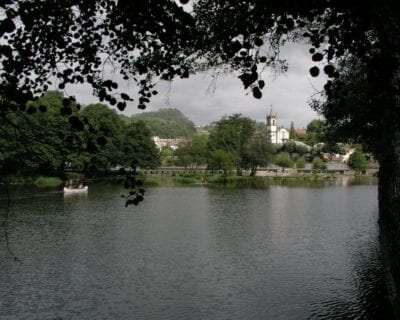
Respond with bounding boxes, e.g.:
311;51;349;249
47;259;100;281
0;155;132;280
294;128;307;136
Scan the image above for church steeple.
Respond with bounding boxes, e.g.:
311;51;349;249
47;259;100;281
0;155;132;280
265;107;290;144
266;105;277;126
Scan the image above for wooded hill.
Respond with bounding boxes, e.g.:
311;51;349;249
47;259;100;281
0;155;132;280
130;108;196;139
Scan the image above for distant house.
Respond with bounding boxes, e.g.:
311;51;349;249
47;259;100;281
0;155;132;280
266;111;289;144
152;136;184;150
341;148;356;163
321;147;356;163
322;152;342;161
294;128;307;136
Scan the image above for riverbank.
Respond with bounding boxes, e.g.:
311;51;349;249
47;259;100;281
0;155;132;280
0;170;378;189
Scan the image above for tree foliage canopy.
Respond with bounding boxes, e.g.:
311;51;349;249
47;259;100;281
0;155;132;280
0;91;159;176
1;1;396;110
243;137;276;175
1;1;399;157
208;114;255;174
122;120;160;169
347;150;369;173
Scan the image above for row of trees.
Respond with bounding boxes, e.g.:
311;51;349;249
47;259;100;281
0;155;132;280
0;91;160;177
171;114;274;175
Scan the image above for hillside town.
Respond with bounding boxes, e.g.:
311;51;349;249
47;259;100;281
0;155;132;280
149;107;370;176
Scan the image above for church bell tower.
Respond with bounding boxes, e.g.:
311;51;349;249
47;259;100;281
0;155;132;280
266;106;277;143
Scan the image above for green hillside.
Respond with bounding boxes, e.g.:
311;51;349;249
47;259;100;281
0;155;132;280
130;108;196;138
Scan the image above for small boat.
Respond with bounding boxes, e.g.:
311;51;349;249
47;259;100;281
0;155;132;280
63;186;88;193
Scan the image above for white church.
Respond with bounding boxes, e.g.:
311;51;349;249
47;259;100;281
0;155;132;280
266;110;289;144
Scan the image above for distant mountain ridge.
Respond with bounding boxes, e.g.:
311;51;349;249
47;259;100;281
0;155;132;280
130;108;196;139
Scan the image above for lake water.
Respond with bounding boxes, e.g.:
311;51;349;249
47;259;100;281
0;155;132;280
0;178;395;319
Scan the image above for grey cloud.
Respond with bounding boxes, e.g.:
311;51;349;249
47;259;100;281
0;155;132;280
67;43;327;128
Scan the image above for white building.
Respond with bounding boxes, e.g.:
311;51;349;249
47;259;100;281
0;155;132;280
152;136;184;150
266;111;289;144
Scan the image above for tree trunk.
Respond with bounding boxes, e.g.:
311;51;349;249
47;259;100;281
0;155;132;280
378;147;400;318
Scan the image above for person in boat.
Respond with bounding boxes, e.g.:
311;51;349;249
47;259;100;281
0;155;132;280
78;182;84;189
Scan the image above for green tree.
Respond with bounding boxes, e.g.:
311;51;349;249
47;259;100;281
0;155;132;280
274;152;294;171
305;119;326;146
122;121;160;169
189;134;209;167
0;91;85;176
289;121;296;140
173;134;209;168
208;149;235;175
174;145;193;169
347;151;369;174
280;141;309;159
280;141;297;157
243;137;276;176
81;104;125;172
160;147;175;166
208;114;255;175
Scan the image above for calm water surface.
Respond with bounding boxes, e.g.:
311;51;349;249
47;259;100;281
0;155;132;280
0;179;394;319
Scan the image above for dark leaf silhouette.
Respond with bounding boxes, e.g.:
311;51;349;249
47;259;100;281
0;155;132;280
323;65;335;77
309;66;320;77
26;106;36;114
121;93;132;101
68;116;84;131
312;52;324;62
252;87;262;99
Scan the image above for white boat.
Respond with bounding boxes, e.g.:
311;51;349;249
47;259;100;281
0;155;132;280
63;186;88;193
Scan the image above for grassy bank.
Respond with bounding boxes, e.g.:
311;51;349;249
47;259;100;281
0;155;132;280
0;175;63;187
34;176;63;187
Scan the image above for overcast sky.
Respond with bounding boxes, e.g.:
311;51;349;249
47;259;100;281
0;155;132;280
67;42;327;129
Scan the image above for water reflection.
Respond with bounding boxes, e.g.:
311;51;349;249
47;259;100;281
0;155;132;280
205;175;378;189
353;251;394;319
307;240;394;320
63;191;88;200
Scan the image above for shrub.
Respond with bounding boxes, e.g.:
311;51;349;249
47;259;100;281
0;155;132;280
274;152;294;170
296;157;306;169
312;157;326;170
